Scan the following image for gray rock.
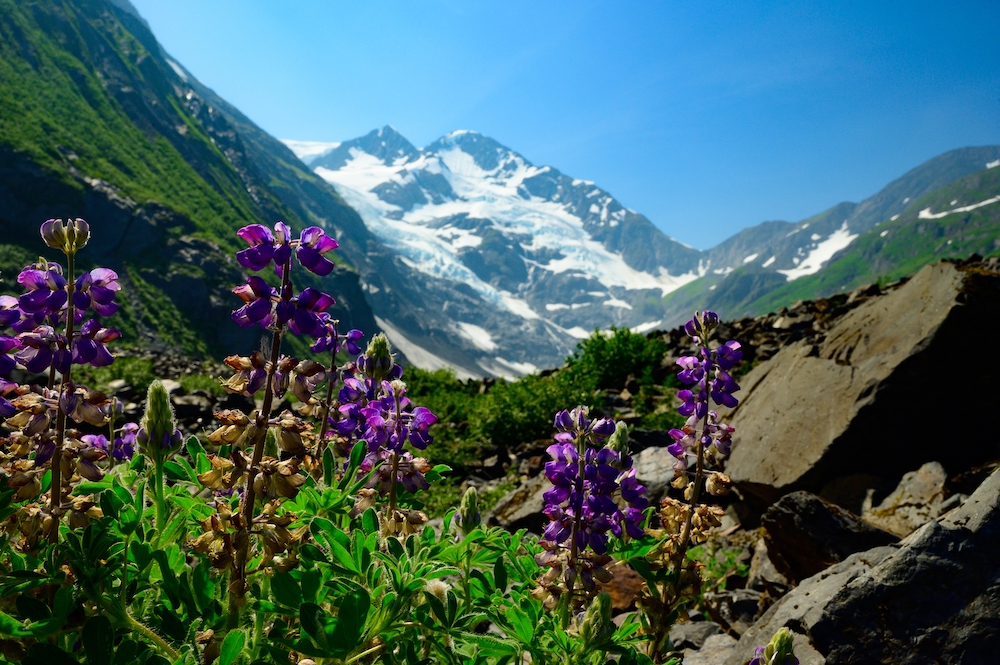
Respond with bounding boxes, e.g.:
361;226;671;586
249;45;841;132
722;262;1000;507
633;445;678;487
761;492;897;584
746;538;789;595
862;461;947;537
486;474;547;533
703;589;764;635
725;469;1000;665
670;621;722;650
683;633;738;665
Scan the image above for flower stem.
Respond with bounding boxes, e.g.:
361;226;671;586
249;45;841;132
228;258;290;630
49;251;76;544
153;457;167;539
127;613;179;662
563;425;587;628
316;323;339;460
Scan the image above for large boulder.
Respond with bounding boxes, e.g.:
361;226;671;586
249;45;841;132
723;261;1000;508
761;492;897;584
725;469;1000;665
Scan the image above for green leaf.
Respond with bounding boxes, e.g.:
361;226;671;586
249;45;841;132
271;572;302;608
493;556;508;591
16;594;51;621
333;588;369;647
0;610;33;637
361;508;378;535
83;616;115;665
299;602;334;652
219;629;246;665
112;640;138;665
186;436;206;459
21;643;79;665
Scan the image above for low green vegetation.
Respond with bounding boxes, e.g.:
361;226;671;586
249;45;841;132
409;326;682;473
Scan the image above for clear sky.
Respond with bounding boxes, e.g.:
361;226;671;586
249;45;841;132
130;0;1000;249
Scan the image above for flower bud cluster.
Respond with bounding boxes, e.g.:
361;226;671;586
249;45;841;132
749;627;799;665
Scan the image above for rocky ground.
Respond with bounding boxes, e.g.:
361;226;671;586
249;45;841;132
483;255;1000;664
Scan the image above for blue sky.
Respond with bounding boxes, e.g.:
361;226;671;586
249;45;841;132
131;0;1000;249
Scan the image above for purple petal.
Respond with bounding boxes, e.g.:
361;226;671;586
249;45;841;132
296;246;335;276
237;224;273;246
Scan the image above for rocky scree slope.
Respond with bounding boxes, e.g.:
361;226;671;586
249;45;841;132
477;257;1000;664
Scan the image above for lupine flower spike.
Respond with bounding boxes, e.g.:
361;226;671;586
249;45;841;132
534;407;648;616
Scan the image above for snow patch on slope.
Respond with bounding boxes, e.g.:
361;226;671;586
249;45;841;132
777;222;859;281
283;139;342;165
917;196;1000;219
454;322;498;351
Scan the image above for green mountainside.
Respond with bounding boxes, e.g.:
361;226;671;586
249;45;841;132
662;161;1000;322
0;0;377;357
746;165;1000;312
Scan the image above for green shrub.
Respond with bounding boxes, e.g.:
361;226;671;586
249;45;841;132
565;326;668;390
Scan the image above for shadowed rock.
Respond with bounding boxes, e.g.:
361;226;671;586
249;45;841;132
725;469;1000;665
761;491;897;584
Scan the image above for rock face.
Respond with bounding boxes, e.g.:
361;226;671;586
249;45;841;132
862;461;948;537
761;492;897;584
723;261;1000;508
725;469;1000;665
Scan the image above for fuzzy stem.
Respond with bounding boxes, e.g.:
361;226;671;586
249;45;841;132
49;251;76;544
227;257;290;630
153;457;167;538
127;613;179;661
316;321;339;460
387;388;404;514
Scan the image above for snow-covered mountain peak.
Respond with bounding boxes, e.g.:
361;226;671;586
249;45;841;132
283;128;704;377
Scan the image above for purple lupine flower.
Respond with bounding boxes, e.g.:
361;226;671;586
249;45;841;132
73;268;121;317
540;407;648;558
0;296;22;327
113;422;139;461
232;275;278;328
73;319;120;367
296;226;339;276
0;336;20;377
288;287;335;337
17;265;68;319
335;350;438;497
667;312;744;472
310;317;363;355
236;223;291;272
15;326;71;374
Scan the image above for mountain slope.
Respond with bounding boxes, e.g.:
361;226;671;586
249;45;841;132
659;147;1000;324
0;0;377;357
